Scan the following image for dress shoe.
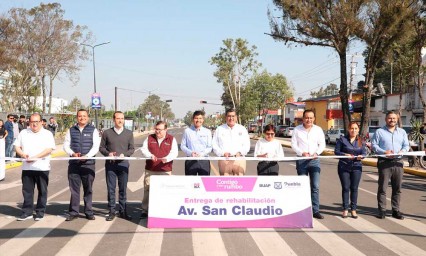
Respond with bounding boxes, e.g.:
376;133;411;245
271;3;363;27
342;210;348;218
350;210;358;219
392;211;404;220
313;212;324;219
119;212;132;220
377;211;386;219
106;212;116;221
140;212;148;219
65;215;78;221
86;215;95;220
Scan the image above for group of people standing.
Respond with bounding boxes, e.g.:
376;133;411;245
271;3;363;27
11;107;410;222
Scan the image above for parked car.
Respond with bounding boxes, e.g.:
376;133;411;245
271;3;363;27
327;129;345;144
275;125;288;137
248;124;258;133
284;127;294;137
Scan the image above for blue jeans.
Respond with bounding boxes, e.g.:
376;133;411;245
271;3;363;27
338;169;362;210
5;138;14;158
296;159;321;214
105;162;129;213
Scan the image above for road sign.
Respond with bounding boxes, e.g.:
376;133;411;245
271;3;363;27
91;93;102;109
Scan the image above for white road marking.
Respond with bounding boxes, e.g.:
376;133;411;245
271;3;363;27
192;228;228;256
56;216;114;256
249;228;297;255
0;216;64;255
126;221;164;256
302;219;365;256
340;216;426;256
127;174;145;192
387;217;426;237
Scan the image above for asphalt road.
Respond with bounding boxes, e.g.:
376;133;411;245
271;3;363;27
0;128;425;256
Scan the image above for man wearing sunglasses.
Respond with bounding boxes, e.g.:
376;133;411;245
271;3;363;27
4;114;15;159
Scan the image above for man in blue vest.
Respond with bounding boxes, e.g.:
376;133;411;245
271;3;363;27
63;109;101;221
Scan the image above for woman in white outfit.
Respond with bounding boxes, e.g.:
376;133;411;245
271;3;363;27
254;124;285;175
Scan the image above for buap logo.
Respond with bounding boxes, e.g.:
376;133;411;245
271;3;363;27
259;184;271;188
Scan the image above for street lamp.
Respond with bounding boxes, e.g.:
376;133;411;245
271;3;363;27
160;100;172;121
77;41;111;129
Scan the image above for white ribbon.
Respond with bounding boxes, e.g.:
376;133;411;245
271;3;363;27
2;151;424;162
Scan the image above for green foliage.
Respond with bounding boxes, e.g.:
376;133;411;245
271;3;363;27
409;119;424;146
209;38;261;113
137;94;175;121
183;111;193;126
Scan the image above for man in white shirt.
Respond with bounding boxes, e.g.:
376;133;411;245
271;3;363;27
212;108;250;176
14;113;56;221
140;121;178;218
63;109;101;221
291;110;326;219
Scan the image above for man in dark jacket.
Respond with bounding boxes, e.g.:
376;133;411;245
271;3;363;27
63;109;101;221
99;111;135;221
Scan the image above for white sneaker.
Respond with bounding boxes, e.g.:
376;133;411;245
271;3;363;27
34;215;44;221
17;214;33;221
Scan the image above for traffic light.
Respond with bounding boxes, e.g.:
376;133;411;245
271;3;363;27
200;100;207;104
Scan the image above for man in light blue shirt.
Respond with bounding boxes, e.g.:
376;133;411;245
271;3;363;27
372;111;409;220
180;110;212;175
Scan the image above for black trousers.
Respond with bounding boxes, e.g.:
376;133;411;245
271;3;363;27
68;163;95;216
105;162;129;213
185;160;210;176
377;159;403;212
21;170;49;216
257;161;279;176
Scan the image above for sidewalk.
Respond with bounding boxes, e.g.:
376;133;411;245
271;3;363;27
265;135;426;178
5;130;150;170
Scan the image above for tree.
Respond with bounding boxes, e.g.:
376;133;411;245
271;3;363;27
66;97;85;113
183;111;194;126
137;94;175;122
310;83;339;98
209;38;261;115
242;70;293;125
357;0;416;136
268;0;365;132
5;3;91;113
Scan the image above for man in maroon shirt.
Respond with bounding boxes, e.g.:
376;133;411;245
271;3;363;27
140;121;178;218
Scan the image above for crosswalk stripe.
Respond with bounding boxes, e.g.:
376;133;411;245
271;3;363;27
339;216;425;256
192;228;228;256
248;228;297;255
387;217;426;237
56;217;114;256
0;216;64;255
359;187;391;202
126;221;163;256
0;216;15;229
302;219;365;256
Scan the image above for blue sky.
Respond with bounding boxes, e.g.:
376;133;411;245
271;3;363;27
1;0;366;118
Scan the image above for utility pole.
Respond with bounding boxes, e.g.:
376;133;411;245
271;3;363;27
349;54;358;100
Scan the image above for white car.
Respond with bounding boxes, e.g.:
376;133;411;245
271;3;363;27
327;129;345;144
284;127;294;137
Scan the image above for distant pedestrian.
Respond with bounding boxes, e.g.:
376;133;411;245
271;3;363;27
63;109;101;221
12;115;19;157
47;117;58;136
254;124;284;176
180;110;212;176
99;111;135;221
372;111;409;220
4;114;14;158
334;122;366;219
14;113;55;221
18;115;27;132
0;119;8;181
41;119;48;129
